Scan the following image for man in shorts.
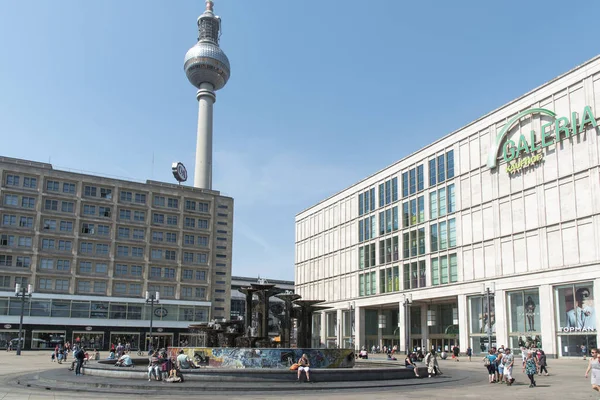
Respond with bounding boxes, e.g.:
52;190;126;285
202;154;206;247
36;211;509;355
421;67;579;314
502;348;515;385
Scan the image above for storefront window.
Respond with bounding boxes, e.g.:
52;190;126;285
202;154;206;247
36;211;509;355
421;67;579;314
73;332;104;350
326;312;337;338
555;282;597;357
32;330;65;349
311;313;322;348
468;295;496;353
507;289;541;353
127;304;142;320
109;333;140;350
0;330;18;349
410;306;421;335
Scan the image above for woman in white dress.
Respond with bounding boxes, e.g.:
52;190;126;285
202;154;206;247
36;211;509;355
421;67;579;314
584;348;600;395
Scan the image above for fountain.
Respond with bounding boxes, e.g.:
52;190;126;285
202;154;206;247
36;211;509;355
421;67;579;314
166;278;354;369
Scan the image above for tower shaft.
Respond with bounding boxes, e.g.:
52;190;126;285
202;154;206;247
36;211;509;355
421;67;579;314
194;83;216;189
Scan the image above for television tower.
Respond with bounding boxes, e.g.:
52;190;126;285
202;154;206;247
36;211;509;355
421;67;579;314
184;0;230;189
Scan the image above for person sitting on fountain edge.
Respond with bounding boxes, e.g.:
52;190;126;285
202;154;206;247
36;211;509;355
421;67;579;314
177;349;199;369
297;354;311;382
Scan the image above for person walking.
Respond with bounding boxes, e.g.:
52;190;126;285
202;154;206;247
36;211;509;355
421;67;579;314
503;348;515;385
425;350;442;378
582;344;588;360
496;350;504;384
538;350;549;376
74;346;86;376
466;347;472;361
484;350;497;383
452;345;460;362
585;348;600;396
523;351;538;387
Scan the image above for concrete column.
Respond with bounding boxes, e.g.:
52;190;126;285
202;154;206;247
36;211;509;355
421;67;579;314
539;284;557;357
495;289;507;348
355;306;365;350
320;312;326;347
194;82;216;189
336;308;343;348
421;304;429;351
457;294;468;351
398;301;407;353
377;309;384;349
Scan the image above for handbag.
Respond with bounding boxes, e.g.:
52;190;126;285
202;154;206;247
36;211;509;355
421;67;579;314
290;363;299;371
483;357;491;366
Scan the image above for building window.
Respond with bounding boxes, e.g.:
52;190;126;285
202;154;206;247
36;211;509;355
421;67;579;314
23;177;37;189
4;194;18;206
96;244;109;255
133;229;144;240
165;250;176;260
151;267;161;278
57;260;70;271
151;249;162;259
63;183;76;194
131;247;143;258
55;279;69;291
42;239;55;250
431;254;457;286
39;278;53;290
134;211;145;222
61;202;74;213
84;186;97;197
80;261;92;273
166;233;177;243
0;234;15;247
115;264;128;276
167;215;178;226
16;256;31;267
196;270;206;281
19;216;34;228
358;188;376;216
185;218;195;229
135;193;146;204
120;209;131;220
167;198;178;209
183;270;193;280
99;207;111;218
181;287;192;297
80;242;93;253
120;191;132;202
100;188;112;199
95;263;108;274
46;180;59;192
44;199;58;211
153;213;165;224
195;287;206;299
59;221;73;232
6;175;20;186
83;205;96;215
153;196;165;207
131;265;142;276
164;268;175;278
94;281;106;294
117;246;129;257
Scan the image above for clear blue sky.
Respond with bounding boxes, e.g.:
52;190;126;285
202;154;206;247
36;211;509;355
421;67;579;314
1;1;598;281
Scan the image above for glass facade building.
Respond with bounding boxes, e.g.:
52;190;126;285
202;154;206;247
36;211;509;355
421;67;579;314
295;55;600;357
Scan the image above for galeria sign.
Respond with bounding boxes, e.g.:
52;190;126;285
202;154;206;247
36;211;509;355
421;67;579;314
486;106;598;173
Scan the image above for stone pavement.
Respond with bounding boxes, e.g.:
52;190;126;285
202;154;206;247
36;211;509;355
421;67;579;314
0;351;598;399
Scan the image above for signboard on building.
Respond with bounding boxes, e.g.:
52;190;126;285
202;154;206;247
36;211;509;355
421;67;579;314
487;106;598;174
172;162;188;183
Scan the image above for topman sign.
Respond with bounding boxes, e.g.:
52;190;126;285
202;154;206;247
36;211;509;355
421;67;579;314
486;106;598;174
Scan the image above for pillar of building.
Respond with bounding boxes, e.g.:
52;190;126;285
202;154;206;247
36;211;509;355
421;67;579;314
420;304;429;351
494;288;506;348
320;312;326;347
457;294;468;351
398;301;407;353
336;308;343;348
355;305;364;350
539;284;556;356
377;308;384;349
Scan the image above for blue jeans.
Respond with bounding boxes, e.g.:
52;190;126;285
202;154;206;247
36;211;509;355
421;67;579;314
75;359;83;375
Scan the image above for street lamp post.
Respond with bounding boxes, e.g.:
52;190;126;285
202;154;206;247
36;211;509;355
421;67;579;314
145;291;160;353
403;293;412;355
481;283;495;351
14;283;33;356
347;301;355;350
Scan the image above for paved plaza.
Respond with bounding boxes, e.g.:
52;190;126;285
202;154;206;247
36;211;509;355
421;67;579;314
0;351;598;399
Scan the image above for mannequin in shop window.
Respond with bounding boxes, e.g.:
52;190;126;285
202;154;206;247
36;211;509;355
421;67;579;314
525;296;536;332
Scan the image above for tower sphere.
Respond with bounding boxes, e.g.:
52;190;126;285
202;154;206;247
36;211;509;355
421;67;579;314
184;42;230;91
183;0;230;91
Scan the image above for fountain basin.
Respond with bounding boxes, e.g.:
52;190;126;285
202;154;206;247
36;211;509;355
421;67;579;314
167;347;355;369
